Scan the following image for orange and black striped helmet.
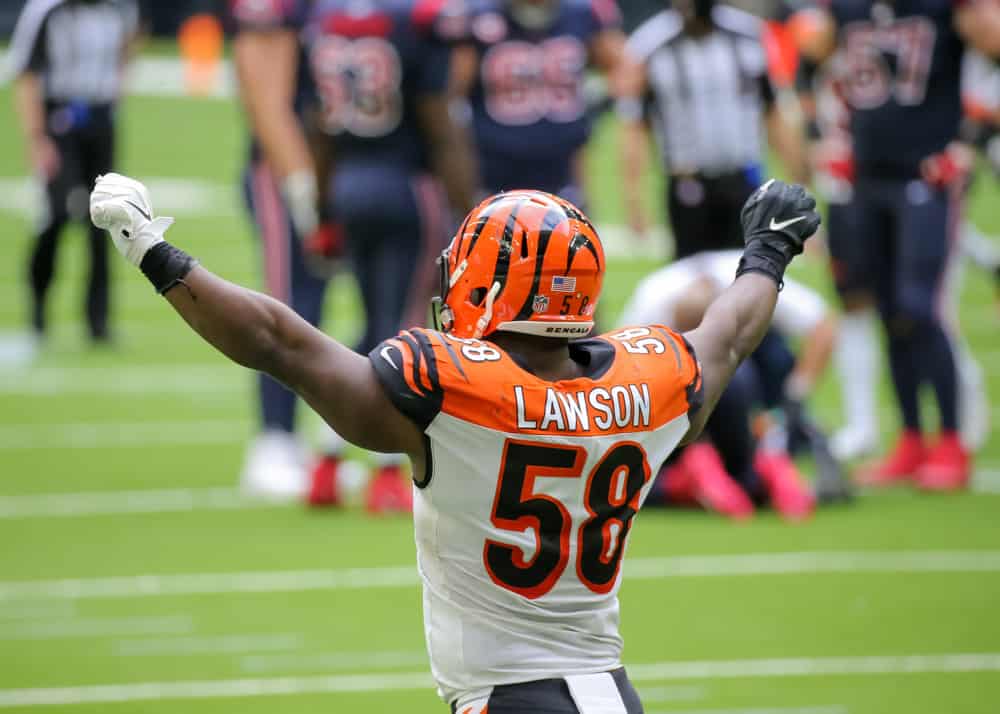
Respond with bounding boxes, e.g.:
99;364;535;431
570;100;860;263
434;190;605;339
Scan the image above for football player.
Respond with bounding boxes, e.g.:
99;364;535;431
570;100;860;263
797;0;1000;488
451;0;625;205
231;0;330;500
621;250;843;519
91;172;819;712
302;0;477;512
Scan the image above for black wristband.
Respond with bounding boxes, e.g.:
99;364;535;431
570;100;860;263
139;242;198;295
735;241;788;290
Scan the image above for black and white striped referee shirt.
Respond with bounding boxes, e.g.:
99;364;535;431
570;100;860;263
626;4;775;176
6;0;139;105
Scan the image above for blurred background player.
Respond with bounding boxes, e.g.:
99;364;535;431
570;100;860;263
617;0;810;257
231;0;333;501
451;0;625;206
791;5;995;461
621;249;845;519
303;0;477;511
9;0;141;344
798;0;1000;490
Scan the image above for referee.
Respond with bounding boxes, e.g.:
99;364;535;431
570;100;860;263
617;0;809;259
8;0;140;342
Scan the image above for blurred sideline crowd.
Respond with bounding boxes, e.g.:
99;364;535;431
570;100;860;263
7;0;1000;521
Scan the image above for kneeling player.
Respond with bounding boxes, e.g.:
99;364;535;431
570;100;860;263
621;251;844;520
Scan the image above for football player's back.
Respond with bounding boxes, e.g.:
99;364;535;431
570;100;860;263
373;323;701;702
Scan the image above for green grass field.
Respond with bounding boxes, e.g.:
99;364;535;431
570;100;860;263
1;56;999;714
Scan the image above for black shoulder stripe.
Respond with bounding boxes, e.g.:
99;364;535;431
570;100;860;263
412;329;442;393
681;335;704;415
431;330;469;383
398;332;432;395
654;327;683;371
368;337;443;431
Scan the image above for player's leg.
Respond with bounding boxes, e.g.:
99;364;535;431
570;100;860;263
826;200;880;460
847;183;929;485
893;181;968;489
667;176;713;260
27;129;78;337
81;110;116;342
240;160;313;500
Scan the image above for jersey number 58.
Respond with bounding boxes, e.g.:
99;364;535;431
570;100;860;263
484;439;650;599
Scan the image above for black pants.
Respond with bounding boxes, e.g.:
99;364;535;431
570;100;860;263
452;669;644;713
29;103;116;339
668;171;756;260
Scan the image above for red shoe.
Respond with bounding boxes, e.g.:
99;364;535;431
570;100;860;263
307;455;341;507
660;460;698;505
754;450;816;521
680;443;754;520
915;432;970;491
855;430;925;486
366;464;413;515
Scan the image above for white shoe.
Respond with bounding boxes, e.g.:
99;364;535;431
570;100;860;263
240;431;307;501
830;426;879;462
957;351;989;452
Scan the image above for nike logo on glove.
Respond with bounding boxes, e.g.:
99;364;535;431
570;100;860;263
769;216;807;231
125;200;152;222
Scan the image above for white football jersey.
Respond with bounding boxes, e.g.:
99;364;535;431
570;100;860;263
371;325;703;706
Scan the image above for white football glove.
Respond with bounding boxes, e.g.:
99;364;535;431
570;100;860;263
90;173;175;267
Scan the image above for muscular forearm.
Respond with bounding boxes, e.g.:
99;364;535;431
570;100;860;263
164;266;309;385
683;273;779;440
699;273;779;372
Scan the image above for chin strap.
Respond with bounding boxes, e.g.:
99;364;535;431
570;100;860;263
473;282;502;339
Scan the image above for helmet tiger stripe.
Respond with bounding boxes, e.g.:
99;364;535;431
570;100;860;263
434;190;605;339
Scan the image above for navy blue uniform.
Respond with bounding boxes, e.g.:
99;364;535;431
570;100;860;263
304;0;457;354
830;0;966;433
233;0;325;434
465;0;621;203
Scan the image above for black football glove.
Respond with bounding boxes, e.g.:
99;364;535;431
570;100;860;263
736;179;821;288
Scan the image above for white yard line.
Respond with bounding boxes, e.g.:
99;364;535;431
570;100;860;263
0;488;267;519
114;633;303;657
0;177;238;220
973;469;1000;494
0;365;241;395
635;685;706;703
0;602;76;621
0;654;997;707
0;615;193;641
2;551;999;602
0;420;248;449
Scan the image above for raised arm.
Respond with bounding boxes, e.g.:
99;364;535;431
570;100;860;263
89;174;423;460
682;180;820;442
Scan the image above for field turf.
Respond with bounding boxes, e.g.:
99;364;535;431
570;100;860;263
0;55;999;714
